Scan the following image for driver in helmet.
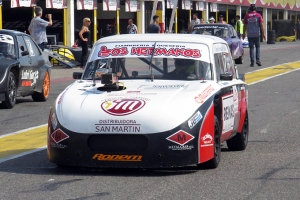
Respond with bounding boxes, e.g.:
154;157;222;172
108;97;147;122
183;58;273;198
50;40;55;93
164;58;195;80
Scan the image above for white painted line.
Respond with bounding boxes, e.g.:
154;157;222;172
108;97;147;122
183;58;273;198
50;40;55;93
0;124;47;139
248;68;300;85
0;146;47;164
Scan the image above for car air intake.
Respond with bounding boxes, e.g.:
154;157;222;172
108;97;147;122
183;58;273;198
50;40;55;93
88;134;148;152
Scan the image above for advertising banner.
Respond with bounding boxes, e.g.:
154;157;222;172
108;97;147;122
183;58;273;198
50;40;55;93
181;0;192;10
103;0;120;11
77;0;97;10
125;0;140;12
195;1;205;11
46;0;68;9
11;0;36;8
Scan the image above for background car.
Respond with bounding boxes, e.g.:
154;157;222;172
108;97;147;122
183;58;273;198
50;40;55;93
192;23;244;64
48;34;249;169
0;30;52;109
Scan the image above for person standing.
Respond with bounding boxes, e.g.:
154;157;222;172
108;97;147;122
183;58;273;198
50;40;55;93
127;19;138;34
147;15;161;33
28;6;53;51
209;17;215;24
218;15;227;24
235;15;244;39
243;4;266;67
294;19;300;40
78;18;91;69
188;13;200;33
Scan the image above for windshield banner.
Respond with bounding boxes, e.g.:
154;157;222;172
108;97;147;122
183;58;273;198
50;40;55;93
90;42;210;63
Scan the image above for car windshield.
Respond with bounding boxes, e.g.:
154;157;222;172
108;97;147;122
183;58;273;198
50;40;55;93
0;42;15;58
192;26;228;38
82;57;212;81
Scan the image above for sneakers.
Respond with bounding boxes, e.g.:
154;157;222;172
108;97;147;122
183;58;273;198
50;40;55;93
256;61;262;66
250;63;254;67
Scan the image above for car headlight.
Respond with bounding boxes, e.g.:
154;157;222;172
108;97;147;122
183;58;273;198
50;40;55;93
50;107;58;130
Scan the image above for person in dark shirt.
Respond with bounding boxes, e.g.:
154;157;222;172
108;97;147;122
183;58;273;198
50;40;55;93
294;19;300;40
164;59;195;80
147;15;161;33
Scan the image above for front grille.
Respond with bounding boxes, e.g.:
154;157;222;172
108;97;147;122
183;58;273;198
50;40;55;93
88;134;148;152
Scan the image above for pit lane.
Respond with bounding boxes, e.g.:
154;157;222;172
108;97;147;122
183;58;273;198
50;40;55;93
0;41;300;199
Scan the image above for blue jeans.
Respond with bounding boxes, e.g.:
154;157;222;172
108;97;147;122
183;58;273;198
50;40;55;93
38;43;46;51
248;37;260;64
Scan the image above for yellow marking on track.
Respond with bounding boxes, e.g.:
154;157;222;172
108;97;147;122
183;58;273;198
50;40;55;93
0;125;47;159
245;61;300;85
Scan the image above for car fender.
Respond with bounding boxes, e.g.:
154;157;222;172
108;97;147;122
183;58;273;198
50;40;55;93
237;85;248;132
0;59;20;92
198;100;215;163
34;64;51;93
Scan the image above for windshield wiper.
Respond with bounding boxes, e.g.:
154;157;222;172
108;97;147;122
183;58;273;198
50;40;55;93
148;42;156;82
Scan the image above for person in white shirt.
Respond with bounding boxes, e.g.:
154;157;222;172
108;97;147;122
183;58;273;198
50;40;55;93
188;13;200;33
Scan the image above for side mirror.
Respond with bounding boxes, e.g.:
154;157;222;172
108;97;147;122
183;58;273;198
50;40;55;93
73;72;83;79
21;51;29;56
220;73;233;81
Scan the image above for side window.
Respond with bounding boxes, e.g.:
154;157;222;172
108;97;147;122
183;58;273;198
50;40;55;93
16;36;28;57
231;27;237;37
23;36;41;57
215;52;236;80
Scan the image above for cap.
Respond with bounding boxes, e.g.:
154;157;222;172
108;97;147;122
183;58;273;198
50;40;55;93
209;17;215;21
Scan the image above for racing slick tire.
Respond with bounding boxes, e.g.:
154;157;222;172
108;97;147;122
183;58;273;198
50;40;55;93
198;116;221;169
32;71;50;102
235;52;244;64
0;72;17;109
226;111;249;151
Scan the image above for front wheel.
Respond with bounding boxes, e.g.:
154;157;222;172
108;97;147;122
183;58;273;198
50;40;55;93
199;116;221;169
1;72;17;109
227;111;249;151
32;71;50;102
235;51;244;64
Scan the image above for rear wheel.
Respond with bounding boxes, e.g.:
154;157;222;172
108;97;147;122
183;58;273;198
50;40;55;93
227;111;249;151
1;72;17;109
199;116;221;169
235;51;244;64
32;71;50;102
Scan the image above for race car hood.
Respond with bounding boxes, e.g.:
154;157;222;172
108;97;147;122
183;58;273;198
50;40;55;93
55;80;220;134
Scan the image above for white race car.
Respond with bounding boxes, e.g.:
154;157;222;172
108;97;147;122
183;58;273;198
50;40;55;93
48;34;249;169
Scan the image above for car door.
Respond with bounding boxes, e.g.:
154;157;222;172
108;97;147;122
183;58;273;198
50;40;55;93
23;35;45;70
214;46;240;141
229;26;241;59
17;35;39;89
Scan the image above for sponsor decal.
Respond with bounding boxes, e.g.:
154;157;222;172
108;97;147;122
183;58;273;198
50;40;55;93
97;46;201;58
21;70;39;86
195;84;215;103
188;111;202;129
166;130;194;146
219;81;229;86
21;80;33;87
168;145;194;150
101;98;145;116
222;94;235;134
201;133;213;147
0;34;14;44
51;129;69;143
138;85;188;90
232;86;238;114
95;119;141;133
51;142;67;149
92;154;142;161
98;46;128;57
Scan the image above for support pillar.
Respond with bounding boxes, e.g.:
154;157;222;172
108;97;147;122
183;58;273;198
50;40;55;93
236;5;241;17
66;0;74;47
205;3;209;23
137;1;145;34
0;6;2;29
263;8;267;42
93;9;97;43
283;10;288;19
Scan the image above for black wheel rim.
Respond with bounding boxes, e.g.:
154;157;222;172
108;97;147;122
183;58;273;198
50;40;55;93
8;75;16;104
214;122;220;161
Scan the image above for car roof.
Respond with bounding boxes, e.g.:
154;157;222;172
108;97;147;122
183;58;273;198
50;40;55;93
96;34;227;46
0;29;26;36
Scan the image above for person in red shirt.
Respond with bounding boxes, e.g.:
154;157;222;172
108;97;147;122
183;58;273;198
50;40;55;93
243;4;266;67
